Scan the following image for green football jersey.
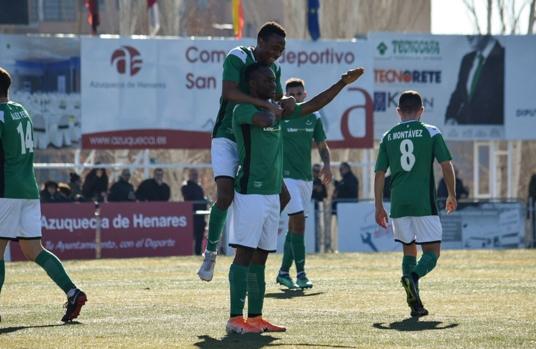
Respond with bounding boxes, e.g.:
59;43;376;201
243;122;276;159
0;101;39;199
282;108;326;181
375;120;452;218
233;103;303;195
212;46;283;142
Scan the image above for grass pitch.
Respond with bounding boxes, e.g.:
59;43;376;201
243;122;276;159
1;249;535;349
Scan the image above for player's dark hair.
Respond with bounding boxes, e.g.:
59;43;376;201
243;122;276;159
398;90;423;113
257;21;286;41
244;62;270;83
285;78;305;90
0;67;11;98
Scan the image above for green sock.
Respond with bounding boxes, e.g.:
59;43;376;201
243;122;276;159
280;232;293;272
290;232;306;274
402;255;417;277
229;263;248;317
247;263;265;317
206;204;228;252
35;250;76;294
0;260;4;294
413;251;438;278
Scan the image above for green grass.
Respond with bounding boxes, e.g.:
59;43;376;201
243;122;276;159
1;250;536;348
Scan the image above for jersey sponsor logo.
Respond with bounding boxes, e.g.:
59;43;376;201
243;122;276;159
262;126;281;132
253;181;263;188
387;129;423;141
111;46;143;76
9;110;29;120
285;127;314;133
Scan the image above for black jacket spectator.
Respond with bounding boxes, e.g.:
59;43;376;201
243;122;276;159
40;181;70;203
69;172;85;202
332;162;358;215
437;177;469;199
82;168;108;202
529;174;536;204
136;168;170;201
108;169;136;202
311;164;327;203
312;177;327;202
181;169;207;255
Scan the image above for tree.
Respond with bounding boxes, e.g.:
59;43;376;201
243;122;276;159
463;0;536;34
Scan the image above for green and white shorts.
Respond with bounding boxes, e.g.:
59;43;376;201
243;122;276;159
228;191;280;252
0;198;42;240
391;215;442;245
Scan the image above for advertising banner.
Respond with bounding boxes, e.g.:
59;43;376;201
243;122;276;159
370;33;508;140
0;34;81;149
337;202;400;252
503;35;536;139
81;37;373;149
9;202;194;261
337;201;524;252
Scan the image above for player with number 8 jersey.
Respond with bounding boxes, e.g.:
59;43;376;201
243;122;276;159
374;90;457;319
375;117;451;218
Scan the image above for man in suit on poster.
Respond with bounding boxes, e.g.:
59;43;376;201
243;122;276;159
445;35;504;125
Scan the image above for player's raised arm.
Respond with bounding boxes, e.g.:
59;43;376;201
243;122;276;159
296;67;364;116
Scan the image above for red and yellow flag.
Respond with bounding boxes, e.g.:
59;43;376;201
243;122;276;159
232;0;244;39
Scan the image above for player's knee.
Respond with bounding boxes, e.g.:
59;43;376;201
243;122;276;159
290;214;305;233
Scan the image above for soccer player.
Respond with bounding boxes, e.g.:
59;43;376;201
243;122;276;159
374;90;457;317
226;63;364;334
276;78;332;290
198;21;295;281
0;67;87;322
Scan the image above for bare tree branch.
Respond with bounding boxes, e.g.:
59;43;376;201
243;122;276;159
463;0;482;33
487;0;493;34
529;0;536;33
497;0;507;34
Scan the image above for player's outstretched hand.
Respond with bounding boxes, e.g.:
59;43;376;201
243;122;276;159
341;67;365;85
320;165;332;185
375;206;389;229
446;195;457;214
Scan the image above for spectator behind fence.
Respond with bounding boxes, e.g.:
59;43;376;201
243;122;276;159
312;164;327;207
82;167;108;202
332;162;359;215
108;169;136;202
181;169;207;256
40;181;69;203
136;168;171;201
69;172;85;202
528;174;536;219
438;168;469;199
528;174;536;204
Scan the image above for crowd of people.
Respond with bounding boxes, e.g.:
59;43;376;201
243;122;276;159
40;168;172;204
